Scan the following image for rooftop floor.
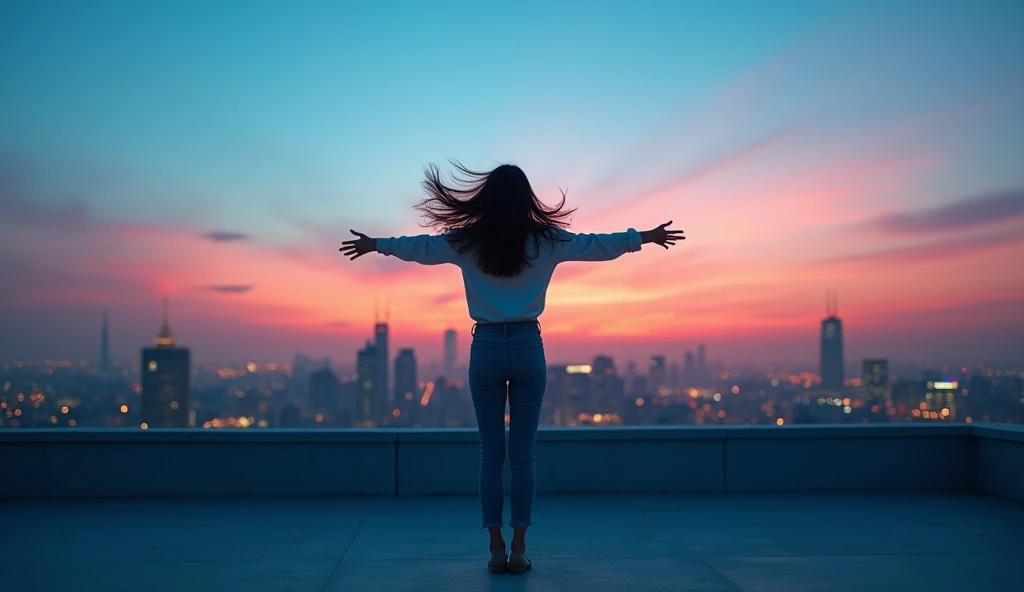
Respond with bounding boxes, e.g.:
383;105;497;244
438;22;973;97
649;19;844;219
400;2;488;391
6;493;1024;592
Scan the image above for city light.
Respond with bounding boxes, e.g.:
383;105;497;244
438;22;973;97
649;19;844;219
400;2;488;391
566;365;592;374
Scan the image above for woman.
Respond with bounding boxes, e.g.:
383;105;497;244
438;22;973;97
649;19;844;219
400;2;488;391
340;162;684;575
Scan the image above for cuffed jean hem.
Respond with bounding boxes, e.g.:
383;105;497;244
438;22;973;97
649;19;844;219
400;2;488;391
509;520;533;528
482;522;504;529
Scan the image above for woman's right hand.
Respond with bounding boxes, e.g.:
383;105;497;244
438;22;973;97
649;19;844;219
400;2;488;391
641;221;685;249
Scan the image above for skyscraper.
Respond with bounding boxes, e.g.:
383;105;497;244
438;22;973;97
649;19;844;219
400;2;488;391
684;351;695;383
820;290;844;392
309;365;341;419
697;343;707;382
100;307;111;375
356;340;379;425
861;358;890;403
375;322;389;405
141;299;191;428
443;328;457;377
395;348;417;423
649;355;667;394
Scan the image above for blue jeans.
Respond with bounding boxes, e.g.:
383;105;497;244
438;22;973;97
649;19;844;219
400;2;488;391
468;320;546;529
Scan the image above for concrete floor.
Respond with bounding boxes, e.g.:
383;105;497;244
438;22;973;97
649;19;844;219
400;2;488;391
4;493;1023;592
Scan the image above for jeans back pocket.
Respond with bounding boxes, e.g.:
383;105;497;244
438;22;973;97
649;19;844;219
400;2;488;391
469;344;501;383
512;343;547;381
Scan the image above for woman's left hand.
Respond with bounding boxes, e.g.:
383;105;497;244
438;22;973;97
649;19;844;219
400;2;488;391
339;230;377;260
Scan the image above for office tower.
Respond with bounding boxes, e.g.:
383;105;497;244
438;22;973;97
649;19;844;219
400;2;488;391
290;353;314;399
141;299;191;428
861;359;891;403
684;351;695;383
443;328;457;377
624;360;637;395
592;355;615;377
697;343;706;381
356;340;379;425
668;363;680;390
395;348;417;423
309;365;341;418
100;307;111;375
649;355;667;393
375;322;389;404
820;290;844;391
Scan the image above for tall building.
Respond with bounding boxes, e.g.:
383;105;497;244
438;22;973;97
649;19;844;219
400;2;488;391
356;340;379;425
649;355;667;394
309;365;341;418
100;307;111;375
697;343;707;380
624;360;637;395
861;359;890;402
141;299;191;428
374;322;389;405
684;351;695;383
820;290;844;392
443;328;457;377
395;348;417;423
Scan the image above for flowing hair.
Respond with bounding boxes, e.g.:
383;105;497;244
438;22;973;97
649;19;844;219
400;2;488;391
414;161;576;277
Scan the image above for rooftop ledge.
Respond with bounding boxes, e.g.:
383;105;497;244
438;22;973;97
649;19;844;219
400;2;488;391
3;424;1022;503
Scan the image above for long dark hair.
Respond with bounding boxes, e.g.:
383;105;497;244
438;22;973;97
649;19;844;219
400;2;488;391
415;161;576;277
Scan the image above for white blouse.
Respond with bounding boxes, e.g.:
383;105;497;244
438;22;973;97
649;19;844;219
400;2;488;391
376;228;643;323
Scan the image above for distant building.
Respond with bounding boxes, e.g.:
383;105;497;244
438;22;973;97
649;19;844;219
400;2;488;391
356;340;379;425
697;343;707;381
649;356;667;393
100;308;112;375
309;366;341;418
375;321;389;405
684;351;695;384
395;348;417;424
141;299;191;428
861;359;890;402
820;291;844;391
443;328;457;377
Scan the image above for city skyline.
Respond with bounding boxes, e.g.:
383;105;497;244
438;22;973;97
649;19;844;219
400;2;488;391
1;2;1023;366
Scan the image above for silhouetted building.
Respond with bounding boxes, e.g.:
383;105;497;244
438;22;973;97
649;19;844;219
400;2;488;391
820;291;844;391
624;361;637;395
697;343;707;381
100;308;111;375
356;340;379;425
591;355;620;411
684;351;695;384
861;359;890;402
141;299;191;428
649;356;666;393
395;348;417;424
290;353;314;400
375;321;389;406
443;328;457;377
309;366;341;418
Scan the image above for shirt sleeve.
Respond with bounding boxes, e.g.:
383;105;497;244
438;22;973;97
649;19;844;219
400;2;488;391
556;228;643;262
376;233;459;266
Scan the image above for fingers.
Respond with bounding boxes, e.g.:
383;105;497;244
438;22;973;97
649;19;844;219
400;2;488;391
349;229;367;237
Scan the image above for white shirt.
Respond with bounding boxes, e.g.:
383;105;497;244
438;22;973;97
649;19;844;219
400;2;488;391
376;228;643;323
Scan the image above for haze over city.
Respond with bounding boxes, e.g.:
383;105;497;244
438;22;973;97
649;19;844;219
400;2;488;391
1;1;1023;369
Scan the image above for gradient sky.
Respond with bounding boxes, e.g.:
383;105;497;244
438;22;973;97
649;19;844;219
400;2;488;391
2;0;1023;371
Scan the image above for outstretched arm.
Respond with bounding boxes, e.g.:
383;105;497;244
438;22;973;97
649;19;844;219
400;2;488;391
340;230;458;265
556;221;684;262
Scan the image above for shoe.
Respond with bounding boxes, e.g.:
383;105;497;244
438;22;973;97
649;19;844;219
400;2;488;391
487;549;508;574
508;550;532;574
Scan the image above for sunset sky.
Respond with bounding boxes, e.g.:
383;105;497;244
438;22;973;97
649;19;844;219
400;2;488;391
1;0;1022;371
